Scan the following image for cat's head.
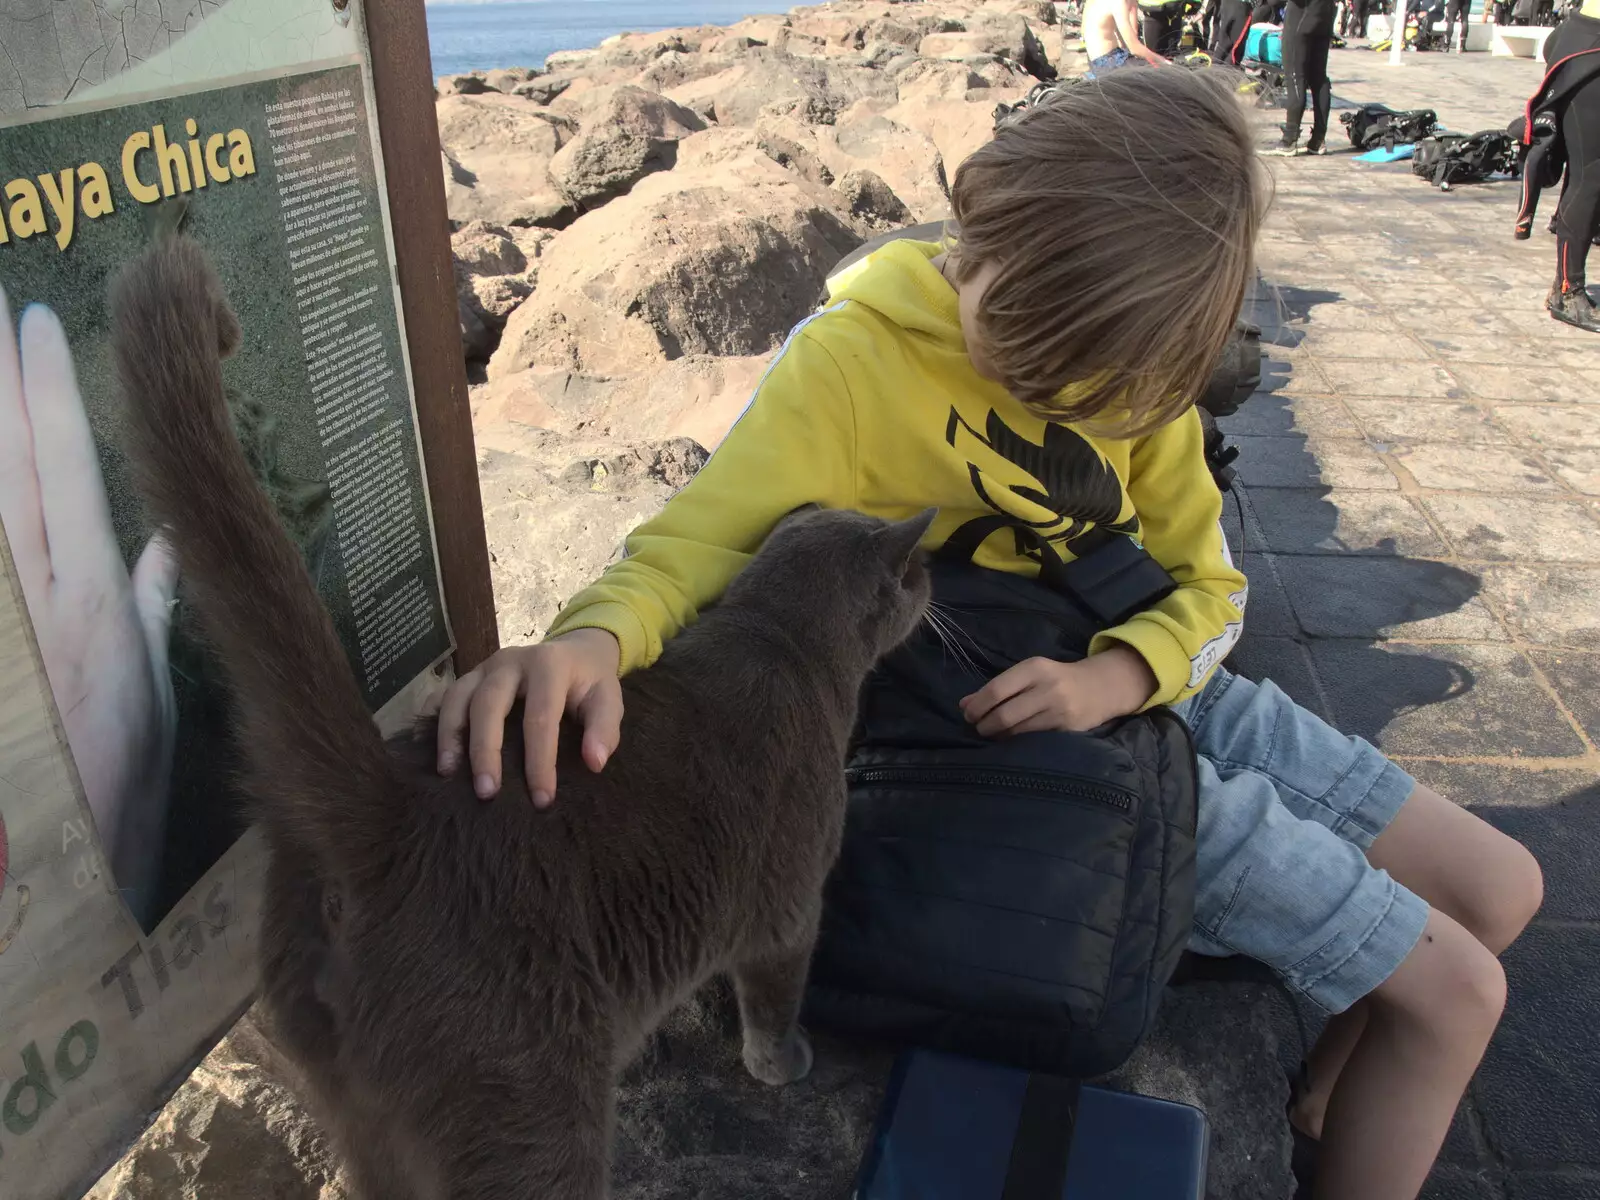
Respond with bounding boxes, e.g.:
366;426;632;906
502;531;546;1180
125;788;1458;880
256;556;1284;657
723;506;936;669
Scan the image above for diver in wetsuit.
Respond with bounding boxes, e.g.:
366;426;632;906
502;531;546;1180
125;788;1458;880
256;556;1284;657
1139;0;1191;54
1265;0;1337;154
1212;0;1256;61
1516;0;1600;330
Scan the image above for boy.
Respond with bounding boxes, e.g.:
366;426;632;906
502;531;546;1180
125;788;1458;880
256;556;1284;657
1083;0;1168;75
435;69;1542;1200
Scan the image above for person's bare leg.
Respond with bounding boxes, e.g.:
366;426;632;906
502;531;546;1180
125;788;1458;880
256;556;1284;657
1364;785;1543;955
1290;1001;1368;1140
1313;909;1506;1200
1292;784;1543;1139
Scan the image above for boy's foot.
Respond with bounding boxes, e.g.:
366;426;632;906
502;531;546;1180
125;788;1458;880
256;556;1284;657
1304;139;1328;156
1548;285;1600;333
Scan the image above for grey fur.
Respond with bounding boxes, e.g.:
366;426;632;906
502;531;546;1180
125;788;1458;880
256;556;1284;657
110;235;934;1198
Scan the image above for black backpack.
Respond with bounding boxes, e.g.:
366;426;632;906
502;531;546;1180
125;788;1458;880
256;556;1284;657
1411;129;1518;190
804;553;1199;1079
1341;103;1439;150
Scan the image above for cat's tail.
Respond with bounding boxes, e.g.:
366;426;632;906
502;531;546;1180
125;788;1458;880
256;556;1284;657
109;235;394;868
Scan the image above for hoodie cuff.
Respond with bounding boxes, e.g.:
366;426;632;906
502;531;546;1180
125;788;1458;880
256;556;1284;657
545;602;651;675
1089;619;1196;711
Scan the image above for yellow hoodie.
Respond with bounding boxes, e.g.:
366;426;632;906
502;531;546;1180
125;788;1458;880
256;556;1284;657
547;239;1248;707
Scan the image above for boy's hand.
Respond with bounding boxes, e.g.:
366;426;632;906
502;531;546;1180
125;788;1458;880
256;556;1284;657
435;628;623;806
961;646;1159;737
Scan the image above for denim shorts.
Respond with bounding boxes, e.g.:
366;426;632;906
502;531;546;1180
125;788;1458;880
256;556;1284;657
1085;48;1135;78
1173;669;1430;1014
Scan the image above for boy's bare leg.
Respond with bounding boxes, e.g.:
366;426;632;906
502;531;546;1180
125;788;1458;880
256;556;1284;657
1313;909;1506;1200
1289;1001;1368;1139
1292;784;1543;1144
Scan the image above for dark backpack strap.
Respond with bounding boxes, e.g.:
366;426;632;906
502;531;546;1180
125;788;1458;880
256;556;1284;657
936;518;1177;629
1000;1074;1082;1200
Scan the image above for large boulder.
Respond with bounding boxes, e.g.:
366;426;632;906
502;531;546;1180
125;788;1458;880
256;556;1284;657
470;368;606;431
483;66;537;93
886;95;1006;182
720;13;795;45
986;0;1059;23
474;353;769;448
452;222;539;362
896;58;989;104
830;111;951;219
756;128;837;186
476;425;714;643
920;10;1055;79
636;49;732;92
86;1011;348;1200
787;9;872;49
869;9;967;45
756;109;951;222
453;220;529;278
435;93;579;228
702;31;769;54
837;167;914;230
437;72;491;96
488;131;864;379
587;27;719;69
972;55;1036;90
663;47;897;129
459;295;496;362
544;46;601;74
548;86;707;211
513;74;574;104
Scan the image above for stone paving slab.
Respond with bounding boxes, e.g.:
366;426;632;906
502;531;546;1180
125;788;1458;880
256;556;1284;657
1226;44;1600;1199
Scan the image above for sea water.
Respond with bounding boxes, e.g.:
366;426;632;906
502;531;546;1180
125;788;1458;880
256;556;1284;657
425;0;781;77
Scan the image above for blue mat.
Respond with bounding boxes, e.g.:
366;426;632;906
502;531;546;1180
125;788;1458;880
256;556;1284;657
1356;144;1416;163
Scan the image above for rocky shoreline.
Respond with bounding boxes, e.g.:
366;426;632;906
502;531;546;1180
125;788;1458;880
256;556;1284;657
90;4;1297;1197
441;1;1076;626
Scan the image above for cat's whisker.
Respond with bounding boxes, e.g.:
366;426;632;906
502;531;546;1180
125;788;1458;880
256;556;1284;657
923;603;983;680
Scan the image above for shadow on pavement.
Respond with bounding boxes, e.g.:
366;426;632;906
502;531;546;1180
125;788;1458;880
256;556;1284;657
1220;279;1484;743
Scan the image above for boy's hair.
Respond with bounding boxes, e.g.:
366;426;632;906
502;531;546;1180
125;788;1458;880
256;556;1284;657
950;67;1269;435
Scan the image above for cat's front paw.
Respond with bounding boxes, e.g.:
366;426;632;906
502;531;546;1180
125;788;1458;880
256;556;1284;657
743;1027;814;1086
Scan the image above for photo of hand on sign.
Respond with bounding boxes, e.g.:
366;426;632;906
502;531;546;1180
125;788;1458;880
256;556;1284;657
0;286;178;924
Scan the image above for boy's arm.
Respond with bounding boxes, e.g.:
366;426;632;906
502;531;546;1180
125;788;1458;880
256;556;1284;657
1115;0;1169;62
545;326;858;673
1089;407;1248;707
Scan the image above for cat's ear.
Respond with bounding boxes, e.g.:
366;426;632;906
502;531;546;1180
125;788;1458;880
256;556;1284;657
874;507;938;572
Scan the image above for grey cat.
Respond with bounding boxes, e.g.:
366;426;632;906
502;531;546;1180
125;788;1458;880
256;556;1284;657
110;234;934;1198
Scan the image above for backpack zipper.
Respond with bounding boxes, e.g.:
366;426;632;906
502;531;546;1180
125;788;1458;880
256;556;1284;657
845;764;1133;811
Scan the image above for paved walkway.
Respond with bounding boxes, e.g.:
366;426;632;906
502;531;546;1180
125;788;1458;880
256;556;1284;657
1226;45;1600;1200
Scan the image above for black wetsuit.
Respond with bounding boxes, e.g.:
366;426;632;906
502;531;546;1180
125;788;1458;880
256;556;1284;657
1444;0;1471;49
1140;0;1190;55
1517;11;1600;289
1212;0;1255;60
1282;0;1337;148
1344;0;1373;36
